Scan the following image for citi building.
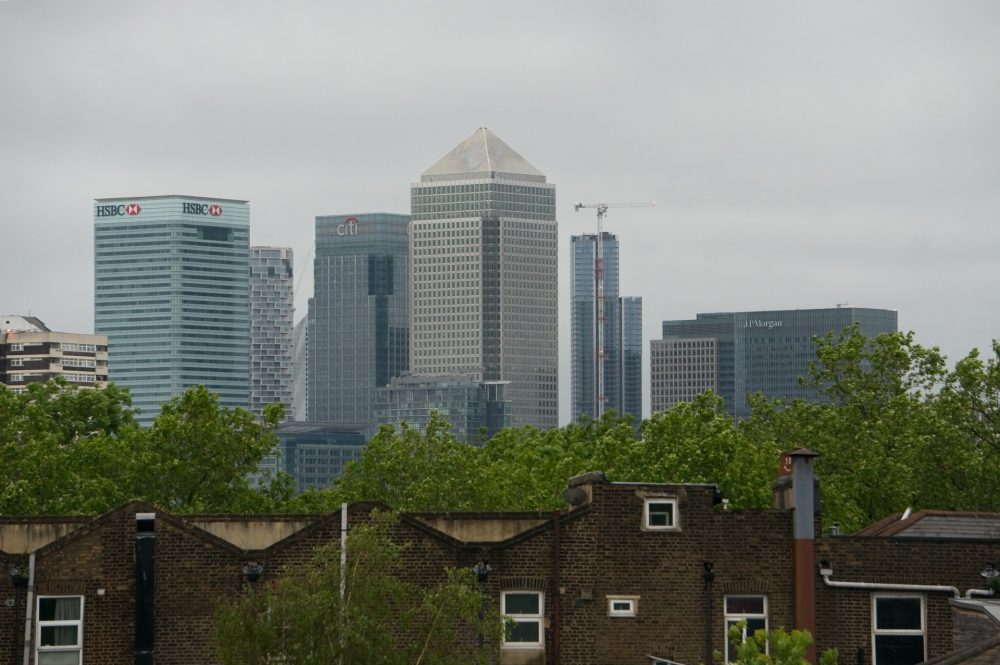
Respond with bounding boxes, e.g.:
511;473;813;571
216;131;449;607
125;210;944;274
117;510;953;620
94;195;250;423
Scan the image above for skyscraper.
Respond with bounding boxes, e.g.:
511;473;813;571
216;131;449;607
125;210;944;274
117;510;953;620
309;213;409;424
651;306;898;419
249;246;294;416
94;195;249;423
411;128;558;429
290;299;312;422
570;233;642;423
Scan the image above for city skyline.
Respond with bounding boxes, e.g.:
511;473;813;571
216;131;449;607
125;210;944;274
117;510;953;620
2;2;998;424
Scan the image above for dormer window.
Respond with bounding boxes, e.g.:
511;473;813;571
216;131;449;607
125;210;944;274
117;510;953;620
643;497;679;531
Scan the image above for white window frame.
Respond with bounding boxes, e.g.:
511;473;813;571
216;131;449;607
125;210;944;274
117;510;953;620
501;590;544;649
607;595;639;617
724;594;768;663
9;343;24;351
9;358;24;367
871;593;925;665
36;595;84;665
643;497;679;531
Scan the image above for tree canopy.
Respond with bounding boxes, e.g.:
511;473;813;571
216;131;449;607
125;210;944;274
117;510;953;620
6;326;1000;533
0;381;291;514
214;512;501;665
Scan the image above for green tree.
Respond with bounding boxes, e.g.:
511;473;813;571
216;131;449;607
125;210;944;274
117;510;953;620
720;622;838;665
0;381;292;515
215;512;502;665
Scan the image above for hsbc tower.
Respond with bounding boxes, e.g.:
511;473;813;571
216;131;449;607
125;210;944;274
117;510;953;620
94;195;250;424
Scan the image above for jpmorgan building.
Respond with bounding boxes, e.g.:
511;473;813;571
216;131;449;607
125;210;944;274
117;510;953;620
94;195;250;423
652;306;898;420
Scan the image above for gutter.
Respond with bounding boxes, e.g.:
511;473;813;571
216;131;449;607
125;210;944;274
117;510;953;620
820;564;959;597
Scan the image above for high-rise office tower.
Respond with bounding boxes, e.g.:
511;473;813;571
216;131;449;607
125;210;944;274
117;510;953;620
411;128;558;429
1;315;109;391
620;296;643;421
309;214;409;424
651;306;898;419
290;299;312;422
249;247;294;416
570;233;642;423
94;195;249;423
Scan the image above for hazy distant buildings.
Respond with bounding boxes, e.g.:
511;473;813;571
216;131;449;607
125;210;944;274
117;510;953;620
309;213;409;425
290;299;312;422
410;128;558;429
651;306;898;419
268;421;370;493
249;247;294;416
1;315;108;391
94;195;250;423
570;233;642;423
373;374;510;444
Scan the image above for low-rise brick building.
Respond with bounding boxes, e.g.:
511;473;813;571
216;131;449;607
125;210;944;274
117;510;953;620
1;452;999;665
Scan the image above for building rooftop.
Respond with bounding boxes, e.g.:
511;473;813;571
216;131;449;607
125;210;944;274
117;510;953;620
856;510;1000;539
421;127;545;181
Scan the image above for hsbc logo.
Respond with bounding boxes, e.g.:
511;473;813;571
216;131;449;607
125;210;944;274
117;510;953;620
95;203;142;217
183;202;223;216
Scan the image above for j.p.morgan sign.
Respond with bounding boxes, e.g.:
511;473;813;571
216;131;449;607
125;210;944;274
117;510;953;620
95;203;142;217
744;319;783;329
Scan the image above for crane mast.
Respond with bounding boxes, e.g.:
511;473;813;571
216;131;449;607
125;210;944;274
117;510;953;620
574;201;655;420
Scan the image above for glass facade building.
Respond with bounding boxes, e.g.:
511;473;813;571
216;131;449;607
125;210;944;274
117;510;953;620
570;233;642;423
309;213;409;424
373;374;511;445
249;247;294;416
94;195;249;424
651;307;898;419
411;128;558;429
264;421;370;493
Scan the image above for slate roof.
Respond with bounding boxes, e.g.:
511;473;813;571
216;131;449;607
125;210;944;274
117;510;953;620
857;511;1000;539
421;127;545;180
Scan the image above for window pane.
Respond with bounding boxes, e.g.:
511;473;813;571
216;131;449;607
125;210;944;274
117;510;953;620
40;626;78;647
649;502;673;527
505;593;540;615
875;635;924;665
508;619;540;643
613;601;632;612
876;598;921;630
727;596;765;614
38;598;81;622
37;653;80;665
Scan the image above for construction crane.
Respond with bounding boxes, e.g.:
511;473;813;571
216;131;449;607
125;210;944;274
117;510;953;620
573;201;656;420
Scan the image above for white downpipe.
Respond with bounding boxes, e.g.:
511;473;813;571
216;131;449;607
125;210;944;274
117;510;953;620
22;553;35;665
821;569;959;597
340;502;348;601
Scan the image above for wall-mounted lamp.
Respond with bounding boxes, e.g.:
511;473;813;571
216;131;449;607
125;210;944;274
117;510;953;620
7;564;28;588
242;562;264;584
472;560;492;586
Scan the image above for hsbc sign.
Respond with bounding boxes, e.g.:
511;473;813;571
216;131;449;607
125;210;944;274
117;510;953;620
183;202;223;216
95;203;142;217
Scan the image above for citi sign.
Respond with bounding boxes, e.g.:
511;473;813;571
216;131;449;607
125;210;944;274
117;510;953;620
337;217;359;236
95;203;142;217
183;202;223;216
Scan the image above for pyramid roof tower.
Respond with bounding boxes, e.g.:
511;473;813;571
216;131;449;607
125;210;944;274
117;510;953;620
421;127;546;182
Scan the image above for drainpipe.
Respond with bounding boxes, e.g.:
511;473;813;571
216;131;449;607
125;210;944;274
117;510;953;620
819;565;959;598
552;511;561;665
704;561;715;665
20;554;35;665
790;449;819;663
135;513;156;665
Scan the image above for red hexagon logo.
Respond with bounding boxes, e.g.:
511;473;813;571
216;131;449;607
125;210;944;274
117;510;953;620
208;204;223;216
126;203;142;215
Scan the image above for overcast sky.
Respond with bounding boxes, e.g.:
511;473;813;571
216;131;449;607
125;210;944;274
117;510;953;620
2;1;998;423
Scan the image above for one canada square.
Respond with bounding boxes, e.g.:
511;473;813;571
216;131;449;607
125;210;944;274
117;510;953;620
410;128;558;429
